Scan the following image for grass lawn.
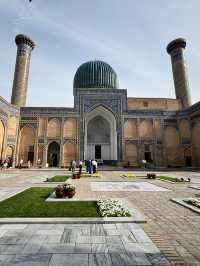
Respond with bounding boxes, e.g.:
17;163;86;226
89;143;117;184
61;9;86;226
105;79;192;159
0;188;100;217
159;176;189;183
46;175;70;182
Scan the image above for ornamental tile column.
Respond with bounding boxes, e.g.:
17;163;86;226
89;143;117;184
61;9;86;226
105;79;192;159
167;38;191;109
11;34;35;107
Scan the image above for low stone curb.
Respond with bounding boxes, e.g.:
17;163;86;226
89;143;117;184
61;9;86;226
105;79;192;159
158;178;190;184
189;185;200;190
0;216;146;224
171;198;200;214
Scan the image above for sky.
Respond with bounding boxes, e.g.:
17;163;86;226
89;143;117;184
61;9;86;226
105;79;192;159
0;0;200;107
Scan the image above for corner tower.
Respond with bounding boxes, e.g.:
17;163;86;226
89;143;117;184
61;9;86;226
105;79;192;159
11;34;35;107
167;38;191;109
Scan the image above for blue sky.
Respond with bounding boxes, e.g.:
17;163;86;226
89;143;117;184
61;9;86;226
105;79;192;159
0;0;200;107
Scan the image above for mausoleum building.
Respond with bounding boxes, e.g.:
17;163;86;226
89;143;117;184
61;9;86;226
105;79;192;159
0;34;200;168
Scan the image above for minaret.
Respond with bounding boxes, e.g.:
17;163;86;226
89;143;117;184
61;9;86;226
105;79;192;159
11;34;35;107
167;38;191;109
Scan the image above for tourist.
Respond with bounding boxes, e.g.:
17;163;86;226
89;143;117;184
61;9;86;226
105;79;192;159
28;160;31;168
85;160;89;173
88;160;92;174
92;159;97;173
71;160;76;172
19;159;23;169
141;159;147;168
79;160;83;175
37;158;41;167
3;159;8;169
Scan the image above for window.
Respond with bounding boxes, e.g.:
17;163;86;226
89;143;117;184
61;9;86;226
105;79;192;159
143;101;148;107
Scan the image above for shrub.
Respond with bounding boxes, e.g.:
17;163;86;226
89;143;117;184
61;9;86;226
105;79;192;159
147;173;156;179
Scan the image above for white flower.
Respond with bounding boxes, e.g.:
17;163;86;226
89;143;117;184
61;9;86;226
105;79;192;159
97;198;131;217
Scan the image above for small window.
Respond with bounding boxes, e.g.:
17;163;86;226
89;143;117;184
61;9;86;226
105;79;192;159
143;101;148;107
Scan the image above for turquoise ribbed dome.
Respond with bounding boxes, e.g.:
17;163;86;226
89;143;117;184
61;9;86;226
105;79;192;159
73;61;118;89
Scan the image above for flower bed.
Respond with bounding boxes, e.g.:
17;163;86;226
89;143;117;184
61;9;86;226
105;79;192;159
184;198;200;209
97;198;131;217
159;176;191;183
121;173;136;179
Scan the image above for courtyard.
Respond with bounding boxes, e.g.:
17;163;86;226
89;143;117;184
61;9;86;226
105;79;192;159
0;169;199;265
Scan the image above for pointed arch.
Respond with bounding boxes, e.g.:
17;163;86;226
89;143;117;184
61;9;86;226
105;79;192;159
84;105;117;160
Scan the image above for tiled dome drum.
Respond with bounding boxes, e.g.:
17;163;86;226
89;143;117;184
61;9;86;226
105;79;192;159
73;60;118;89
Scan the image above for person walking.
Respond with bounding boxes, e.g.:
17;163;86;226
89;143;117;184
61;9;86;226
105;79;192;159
19;159;23;169
71;160;76;173
85;160;89;173
79;160;83;175
92;159;97;173
88;160;92;174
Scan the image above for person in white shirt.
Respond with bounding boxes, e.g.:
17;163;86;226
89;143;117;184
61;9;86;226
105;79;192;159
92;160;97;173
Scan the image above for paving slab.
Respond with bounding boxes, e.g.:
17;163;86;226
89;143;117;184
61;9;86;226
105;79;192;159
49;254;88;266
91;181;170;191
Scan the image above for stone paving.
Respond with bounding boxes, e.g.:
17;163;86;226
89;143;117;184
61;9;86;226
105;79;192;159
90;181;170;192
0;223;169;266
0;169;200;265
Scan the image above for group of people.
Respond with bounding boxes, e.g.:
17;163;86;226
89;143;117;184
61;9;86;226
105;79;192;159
70;160;83;174
85;159;98;174
69;159;98;174
0;158;12;170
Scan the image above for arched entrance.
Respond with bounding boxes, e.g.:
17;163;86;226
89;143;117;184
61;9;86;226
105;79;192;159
84;106;117;161
47;142;60;167
6;146;14;167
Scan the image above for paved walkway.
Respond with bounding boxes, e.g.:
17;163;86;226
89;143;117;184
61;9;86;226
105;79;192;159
0;223;169;266
0;169;200;265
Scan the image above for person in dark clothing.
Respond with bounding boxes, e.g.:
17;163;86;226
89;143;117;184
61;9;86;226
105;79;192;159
88;160;92;174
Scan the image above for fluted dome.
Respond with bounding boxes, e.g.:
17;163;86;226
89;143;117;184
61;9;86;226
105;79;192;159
73;61;118;89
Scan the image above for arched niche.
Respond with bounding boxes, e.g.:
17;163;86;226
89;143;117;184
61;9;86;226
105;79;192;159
84;106;117;160
154;120;162;140
87;116;110;144
63;118;76;138
0;120;5;159
18;127;35;165
164;126;179;147
139;120;153;140
47;141;60;167
47;119;61;138
192;123;200;166
6;146;14;166
63;142;76;167
179;119;190;140
124;143;138;166
124;119;137;139
192;123;200;146
164;126;180;166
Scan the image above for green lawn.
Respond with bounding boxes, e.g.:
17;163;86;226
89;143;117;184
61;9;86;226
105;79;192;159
46;175;70;182
0;188;100;217
159;176;188;183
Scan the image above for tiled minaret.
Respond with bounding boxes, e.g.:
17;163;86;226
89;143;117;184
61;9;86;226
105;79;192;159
11;34;35;107
167;38;191;109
